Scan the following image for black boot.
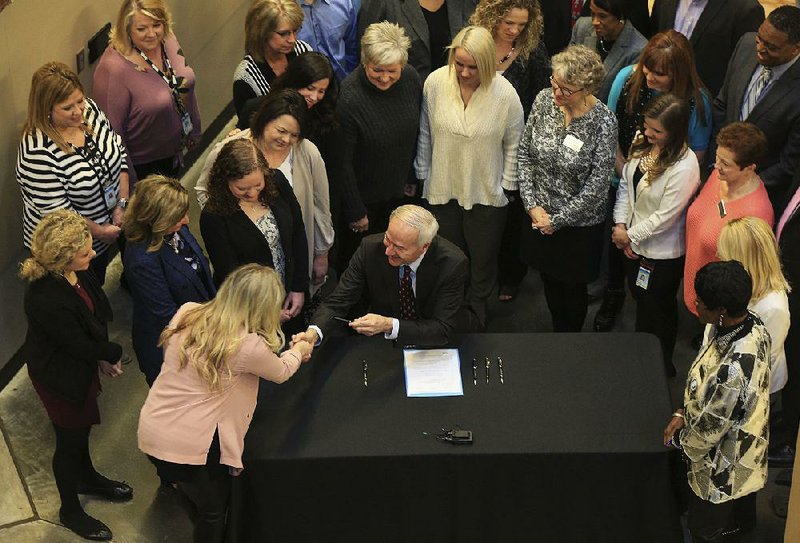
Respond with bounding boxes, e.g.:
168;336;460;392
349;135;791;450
593;288;625;332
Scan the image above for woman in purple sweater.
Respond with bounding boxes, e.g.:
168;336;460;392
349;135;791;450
93;0;201;185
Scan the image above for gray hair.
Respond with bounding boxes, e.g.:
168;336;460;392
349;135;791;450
390;205;439;246
360;22;411;66
551;44;606;95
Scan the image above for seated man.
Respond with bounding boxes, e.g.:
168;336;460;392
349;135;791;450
293;204;473;348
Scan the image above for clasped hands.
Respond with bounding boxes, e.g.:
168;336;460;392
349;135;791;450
611;223;639;260
528;207;554;235
99;359;123;378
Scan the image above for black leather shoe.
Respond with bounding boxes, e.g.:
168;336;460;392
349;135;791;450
593;288;625;332
59;510;112;541
78;475;133;502
768;444;796;468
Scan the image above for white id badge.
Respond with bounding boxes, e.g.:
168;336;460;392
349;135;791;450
563;134;584;153
181;112;193;136
103;185;118;209
635;265;651;290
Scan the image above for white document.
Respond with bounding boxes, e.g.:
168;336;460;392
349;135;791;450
403;349;463;397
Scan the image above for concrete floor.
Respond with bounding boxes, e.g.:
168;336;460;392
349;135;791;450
0;119;792;541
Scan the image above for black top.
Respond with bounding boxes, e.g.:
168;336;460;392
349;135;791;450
502;41;551;121
199;170;309;292
23;270;121;404
421;2;451;74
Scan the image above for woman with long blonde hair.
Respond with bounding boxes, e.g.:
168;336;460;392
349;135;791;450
138;263;312;543
718;216;791;393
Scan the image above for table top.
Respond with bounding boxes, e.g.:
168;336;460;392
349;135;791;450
244;333;674;462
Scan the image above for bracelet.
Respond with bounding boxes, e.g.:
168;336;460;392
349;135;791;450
671;412;684;419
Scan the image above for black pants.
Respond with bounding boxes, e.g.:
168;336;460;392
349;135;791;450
540;272;588;332
625;255;684;370
687;491;757;542
180;470;231;543
497;194;528;290
133;155;179;184
334;198;404;274
52;424;98;515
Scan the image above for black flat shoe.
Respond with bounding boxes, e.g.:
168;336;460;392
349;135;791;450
59;510;112;541
78;474;133;502
593;288;625;332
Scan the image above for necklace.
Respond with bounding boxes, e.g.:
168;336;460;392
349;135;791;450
497;45;516;66
598;38;610;54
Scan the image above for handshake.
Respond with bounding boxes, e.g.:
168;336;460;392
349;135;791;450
290;329;320;362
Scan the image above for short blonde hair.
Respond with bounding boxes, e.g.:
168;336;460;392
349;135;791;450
123;175;189;253
718;217;791;300
361;22;411;66
245;0;305;63
551;44;605;95
447;26;496;89
110;0;174;55
159;264;286;392
390;205;439;246
19;210;91;282
22;62;85;154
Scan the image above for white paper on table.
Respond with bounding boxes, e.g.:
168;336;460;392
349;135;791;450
403;348;463;397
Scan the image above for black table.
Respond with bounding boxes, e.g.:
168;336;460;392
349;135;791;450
237;333;683;543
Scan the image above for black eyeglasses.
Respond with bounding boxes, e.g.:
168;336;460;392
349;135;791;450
549;76;582;97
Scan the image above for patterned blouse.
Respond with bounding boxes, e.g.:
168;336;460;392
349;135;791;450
255;208;286;284
501;41;551;121
517;89;617;230
681;313;771;503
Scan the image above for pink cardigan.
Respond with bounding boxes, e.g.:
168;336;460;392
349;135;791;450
138;303;301;469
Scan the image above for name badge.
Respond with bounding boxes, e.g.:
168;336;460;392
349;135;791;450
563;134;584;153
181;112;193;137
635;265;651;290
103;185;118;210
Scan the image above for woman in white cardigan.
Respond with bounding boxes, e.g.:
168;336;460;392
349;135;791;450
195;90;334;295
414;25;524;325
612;94;700;376
718;216;790;394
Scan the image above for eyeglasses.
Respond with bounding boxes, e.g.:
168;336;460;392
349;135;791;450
274;29;298;38
549;76;582;97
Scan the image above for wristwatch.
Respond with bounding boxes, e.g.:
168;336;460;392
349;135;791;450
117;198;129;209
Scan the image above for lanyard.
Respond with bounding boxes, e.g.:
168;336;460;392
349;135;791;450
133;43;188;118
71;132;116;220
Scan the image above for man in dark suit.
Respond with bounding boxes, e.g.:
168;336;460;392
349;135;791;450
650;0;764;96
713;6;800;213
293;205;472;348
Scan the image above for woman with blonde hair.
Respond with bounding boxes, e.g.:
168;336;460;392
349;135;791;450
21;210;129;541
93;0;201;184
233;0;312;125
17;61;129;284
415;25;524;324
718;216;791;393
138;263;312;543
123;175;216;386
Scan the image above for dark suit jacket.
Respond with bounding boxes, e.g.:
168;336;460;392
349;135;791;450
713;33;800;211
313;234;469;347
570;18;647;103
543;0;650;56
123;225;216;384
200;170;309;292
358;0;477;80
650;0;764;96
23;270;122;404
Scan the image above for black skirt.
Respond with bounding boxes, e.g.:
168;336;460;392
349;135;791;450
520;222;605;284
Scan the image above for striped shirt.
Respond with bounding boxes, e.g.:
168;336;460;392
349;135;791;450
16;98;128;253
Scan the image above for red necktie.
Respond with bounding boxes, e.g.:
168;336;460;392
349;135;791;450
399;265;418;321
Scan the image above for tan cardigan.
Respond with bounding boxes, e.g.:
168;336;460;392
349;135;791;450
138;303;302;469
195;131;335;283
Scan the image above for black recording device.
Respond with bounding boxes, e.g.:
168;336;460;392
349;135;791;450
423;428;473;445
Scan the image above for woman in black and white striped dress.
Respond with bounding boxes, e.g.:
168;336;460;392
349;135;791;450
17;62;129;284
233;0;313;129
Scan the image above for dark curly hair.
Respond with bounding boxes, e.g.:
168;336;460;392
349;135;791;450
271;52;338;139
205;138;279;215
695;261;752;318
251;89;310;143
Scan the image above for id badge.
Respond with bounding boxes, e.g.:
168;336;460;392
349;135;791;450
181;112;193;136
635;262;652;290
562;134;584;153
103;185;118;209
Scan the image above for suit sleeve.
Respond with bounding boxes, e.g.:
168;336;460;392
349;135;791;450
275;173;310;293
396;253;468;347
124;247;180;330
200;210;242;286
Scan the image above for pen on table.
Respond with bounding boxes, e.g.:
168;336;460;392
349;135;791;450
363;360;368;387
472;358;477;385
485;357;490;384
497;356;504;384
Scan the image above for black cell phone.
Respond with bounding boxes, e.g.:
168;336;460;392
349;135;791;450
332;316;351;324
